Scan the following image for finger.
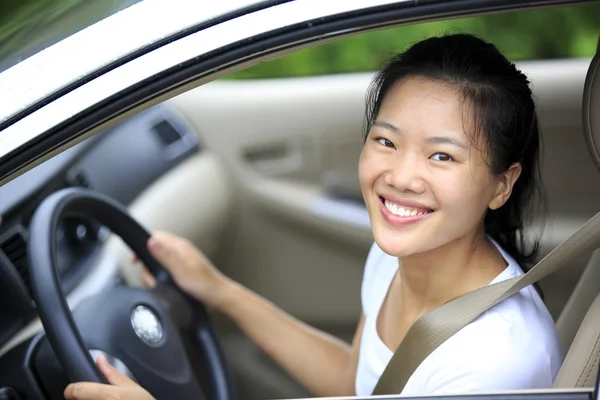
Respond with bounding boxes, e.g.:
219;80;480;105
64;382;119;399
96;355;138;387
140;266;157;288
131;254;139;263
147;234;181;270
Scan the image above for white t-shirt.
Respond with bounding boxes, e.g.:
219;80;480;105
355;240;563;396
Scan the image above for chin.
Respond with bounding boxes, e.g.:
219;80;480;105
372;226;419;258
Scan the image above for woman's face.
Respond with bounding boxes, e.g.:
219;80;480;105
359;77;517;257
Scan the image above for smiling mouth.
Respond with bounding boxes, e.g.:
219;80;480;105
379;196;434;217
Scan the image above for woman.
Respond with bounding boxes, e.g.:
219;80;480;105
64;33;562;400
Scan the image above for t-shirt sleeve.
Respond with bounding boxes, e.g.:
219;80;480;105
422;330;554;394
361;241;384;316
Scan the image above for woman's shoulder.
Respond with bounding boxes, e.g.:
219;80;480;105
430;251;563;390
410;320;557;394
407;303;561;394
486;241;562;364
467;299;561;363
489;242;556;336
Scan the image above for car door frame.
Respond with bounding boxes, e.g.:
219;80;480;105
0;0;598;399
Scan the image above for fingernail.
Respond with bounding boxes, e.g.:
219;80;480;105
148;238;161;250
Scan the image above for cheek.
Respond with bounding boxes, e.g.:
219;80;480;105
433;169;495;217
358;146;378;188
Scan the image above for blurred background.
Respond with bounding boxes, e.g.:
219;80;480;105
2;0;600;76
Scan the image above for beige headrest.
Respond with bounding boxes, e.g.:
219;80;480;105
584;38;600;170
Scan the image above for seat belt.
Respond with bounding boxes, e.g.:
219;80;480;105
372;211;600;395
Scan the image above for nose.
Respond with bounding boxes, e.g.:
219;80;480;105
383;151;427;194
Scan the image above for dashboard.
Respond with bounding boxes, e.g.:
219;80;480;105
0;104;199;352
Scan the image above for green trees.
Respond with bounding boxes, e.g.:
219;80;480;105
229;3;600;79
0;0;140;72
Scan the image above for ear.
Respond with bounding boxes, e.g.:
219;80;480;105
489;163;522;210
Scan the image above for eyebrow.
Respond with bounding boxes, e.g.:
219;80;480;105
426;136;469;150
372;120;469;151
372;121;400;132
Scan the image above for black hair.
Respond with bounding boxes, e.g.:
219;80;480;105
364;33;545;269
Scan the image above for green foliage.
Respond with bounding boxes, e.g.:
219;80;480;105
227;3;600;80
0;0;140;72
1;2;599;78
0;0;83;58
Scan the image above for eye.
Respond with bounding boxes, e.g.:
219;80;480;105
377;138;395;149
430;152;453;162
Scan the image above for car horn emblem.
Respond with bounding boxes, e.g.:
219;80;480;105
131;305;164;345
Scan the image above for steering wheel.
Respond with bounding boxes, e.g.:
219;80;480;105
27;187;236;400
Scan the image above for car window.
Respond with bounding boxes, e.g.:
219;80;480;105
0;0;142;73
227;2;600;80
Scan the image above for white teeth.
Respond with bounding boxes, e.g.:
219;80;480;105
384;199;430;218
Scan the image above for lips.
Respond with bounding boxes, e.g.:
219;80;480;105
378;195;434;227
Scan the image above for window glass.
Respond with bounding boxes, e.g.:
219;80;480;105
228;3;600;80
0;0;142;73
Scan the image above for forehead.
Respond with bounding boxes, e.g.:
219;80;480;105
378;78;466;129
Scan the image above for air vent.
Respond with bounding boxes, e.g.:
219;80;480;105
152;120;182;146
0;232;30;296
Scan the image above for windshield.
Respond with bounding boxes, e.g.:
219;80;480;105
0;0;142;73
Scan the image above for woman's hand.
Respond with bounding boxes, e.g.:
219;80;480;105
139;231;232;309
64;355;155;400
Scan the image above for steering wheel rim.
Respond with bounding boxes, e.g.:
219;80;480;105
27;187;235;400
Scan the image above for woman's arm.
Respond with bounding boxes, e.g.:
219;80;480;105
219;280;365;397
143;231;365;397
